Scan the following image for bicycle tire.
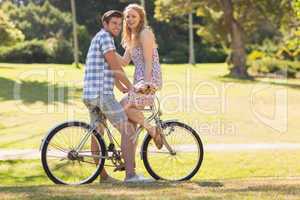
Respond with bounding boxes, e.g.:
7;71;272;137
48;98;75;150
141;121;204;181
41;121;106;185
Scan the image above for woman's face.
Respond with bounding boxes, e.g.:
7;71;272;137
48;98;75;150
125;8;141;31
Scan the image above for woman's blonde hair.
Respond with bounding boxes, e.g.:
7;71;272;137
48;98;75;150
121;4;154;49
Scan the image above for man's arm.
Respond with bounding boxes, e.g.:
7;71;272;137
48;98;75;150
116;50;131;67
115;79;129;93
104;51;133;90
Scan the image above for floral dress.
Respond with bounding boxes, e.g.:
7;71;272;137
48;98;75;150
127;46;162;107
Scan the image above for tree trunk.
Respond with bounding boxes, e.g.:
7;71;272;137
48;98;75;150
220;0;249;78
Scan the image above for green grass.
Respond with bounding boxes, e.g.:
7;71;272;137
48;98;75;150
1;150;300;199
1;151;300;186
1;63;300;149
1;62;300;199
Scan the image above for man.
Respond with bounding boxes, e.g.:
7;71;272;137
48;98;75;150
83;10;150;183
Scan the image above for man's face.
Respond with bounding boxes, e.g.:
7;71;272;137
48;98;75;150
103;17;122;37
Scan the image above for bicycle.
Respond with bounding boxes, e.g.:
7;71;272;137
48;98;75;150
40;96;204;185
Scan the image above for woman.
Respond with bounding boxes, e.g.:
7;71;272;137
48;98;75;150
117;4;163;149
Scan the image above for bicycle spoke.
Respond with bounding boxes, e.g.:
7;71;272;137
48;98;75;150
48;142;69;153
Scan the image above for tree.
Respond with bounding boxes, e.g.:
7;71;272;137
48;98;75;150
46;0;199;62
1;1;73;40
6;0;226;63
293;0;300;20
155;0;294;78
1;0;91;62
0;10;24;46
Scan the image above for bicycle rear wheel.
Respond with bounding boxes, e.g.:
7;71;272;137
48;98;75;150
142;121;204;181
41;121;106;185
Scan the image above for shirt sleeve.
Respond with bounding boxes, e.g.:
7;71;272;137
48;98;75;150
100;33;116;54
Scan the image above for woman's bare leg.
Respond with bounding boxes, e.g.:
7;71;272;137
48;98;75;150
120;97;157;138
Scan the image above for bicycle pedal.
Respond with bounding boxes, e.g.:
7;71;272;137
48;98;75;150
113;165;125;172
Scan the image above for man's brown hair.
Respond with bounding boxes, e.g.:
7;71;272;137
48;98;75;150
101;10;123;25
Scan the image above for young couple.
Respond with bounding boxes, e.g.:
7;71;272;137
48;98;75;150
83;4;163;183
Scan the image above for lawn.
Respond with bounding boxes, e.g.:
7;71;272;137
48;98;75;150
1;63;300;199
0;63;300;149
1;150;300;199
1;151;300;186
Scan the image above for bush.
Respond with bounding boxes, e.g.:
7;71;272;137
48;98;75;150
0;38;74;63
2;1;72;41
276;29;300;61
48;38;73;64
0;10;25;46
247;50;266;61
248;57;300;78
160;43;227;63
196;46;227;63
77;25;91;62
0;40;51;63
161;50;188;63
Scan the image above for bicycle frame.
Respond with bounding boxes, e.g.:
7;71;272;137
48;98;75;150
74;96;176;156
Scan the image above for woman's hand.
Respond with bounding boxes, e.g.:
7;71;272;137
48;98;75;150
134;81;157;94
133;80;145;93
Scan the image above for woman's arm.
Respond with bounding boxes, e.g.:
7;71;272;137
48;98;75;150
140;29;155;83
116;49;131;67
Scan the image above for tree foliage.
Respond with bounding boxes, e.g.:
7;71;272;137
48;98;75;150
155;0;295;77
0;0;91;62
1;0;297;67
1;1;72;40
0;10;24;46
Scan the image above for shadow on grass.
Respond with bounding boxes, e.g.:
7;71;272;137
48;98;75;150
217;75;300;90
0;65;16;69
1;179;300;200
224;184;300;195
0;132;42;148
0;183;222;200
196;181;224;187
0;77;82;104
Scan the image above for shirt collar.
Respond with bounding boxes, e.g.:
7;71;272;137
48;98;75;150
101;28;113;37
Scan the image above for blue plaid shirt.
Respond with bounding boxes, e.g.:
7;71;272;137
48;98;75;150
83;29;115;99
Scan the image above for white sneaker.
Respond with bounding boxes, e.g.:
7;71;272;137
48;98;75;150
124;174;154;183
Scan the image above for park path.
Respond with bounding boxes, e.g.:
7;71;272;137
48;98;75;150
1;143;300;160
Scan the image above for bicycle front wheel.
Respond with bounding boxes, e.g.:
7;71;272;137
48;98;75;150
41;121;106;185
142;121;204;181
